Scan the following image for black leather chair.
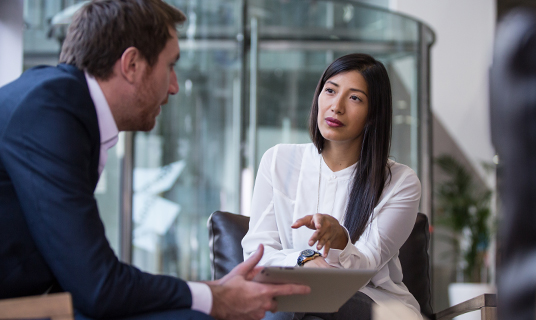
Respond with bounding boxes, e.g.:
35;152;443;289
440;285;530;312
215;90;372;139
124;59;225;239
208;211;495;320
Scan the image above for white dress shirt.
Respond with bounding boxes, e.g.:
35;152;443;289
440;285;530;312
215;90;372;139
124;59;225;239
242;143;422;320
84;72;119;176
84;72;212;315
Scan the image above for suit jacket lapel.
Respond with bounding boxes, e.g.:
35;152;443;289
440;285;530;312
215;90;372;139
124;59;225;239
58;64;101;189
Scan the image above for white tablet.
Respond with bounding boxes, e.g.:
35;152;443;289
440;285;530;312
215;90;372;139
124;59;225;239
253;266;375;313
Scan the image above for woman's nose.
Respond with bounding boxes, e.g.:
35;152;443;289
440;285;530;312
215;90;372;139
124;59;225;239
331;97;344;114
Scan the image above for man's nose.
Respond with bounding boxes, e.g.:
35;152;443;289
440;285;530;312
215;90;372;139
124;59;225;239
169;69;179;95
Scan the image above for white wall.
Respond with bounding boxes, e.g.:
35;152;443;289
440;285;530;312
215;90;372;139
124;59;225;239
390;0;496;181
0;0;24;87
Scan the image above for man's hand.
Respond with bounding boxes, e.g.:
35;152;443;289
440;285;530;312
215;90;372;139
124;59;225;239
207;245;310;320
291;214;348;256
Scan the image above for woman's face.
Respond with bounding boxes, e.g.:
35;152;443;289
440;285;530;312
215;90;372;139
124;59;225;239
317;70;369;147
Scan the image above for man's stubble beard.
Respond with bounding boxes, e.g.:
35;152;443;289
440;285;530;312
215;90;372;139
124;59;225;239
131;70;160;132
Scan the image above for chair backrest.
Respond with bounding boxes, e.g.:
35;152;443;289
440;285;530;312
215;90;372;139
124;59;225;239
399;213;433;318
208;211;433;318
208;211;250;280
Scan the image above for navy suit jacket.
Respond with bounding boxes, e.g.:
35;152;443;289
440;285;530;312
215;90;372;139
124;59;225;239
0;64;193;318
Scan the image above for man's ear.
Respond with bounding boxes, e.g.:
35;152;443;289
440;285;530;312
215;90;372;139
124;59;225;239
119;47;144;84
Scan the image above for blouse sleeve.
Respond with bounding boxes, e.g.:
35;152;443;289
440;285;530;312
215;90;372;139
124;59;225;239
241;146;302;266
325;168;421;272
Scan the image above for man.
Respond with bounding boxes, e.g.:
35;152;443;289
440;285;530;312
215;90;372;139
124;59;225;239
0;1;309;319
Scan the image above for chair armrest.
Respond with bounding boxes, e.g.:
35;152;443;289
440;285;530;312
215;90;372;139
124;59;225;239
0;292;73;320
435;294;496;320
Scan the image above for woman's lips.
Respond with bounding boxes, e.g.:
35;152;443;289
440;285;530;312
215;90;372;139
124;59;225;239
325;117;344;127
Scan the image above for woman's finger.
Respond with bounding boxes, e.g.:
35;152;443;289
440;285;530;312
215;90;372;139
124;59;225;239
310;223;330;246
316;233;327;249
316;232;333;251
323;240;331;257
312;213;324;230
308;230;321;246
292;215;314;229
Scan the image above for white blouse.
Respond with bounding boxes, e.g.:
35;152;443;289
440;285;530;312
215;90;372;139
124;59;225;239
242;143;422;319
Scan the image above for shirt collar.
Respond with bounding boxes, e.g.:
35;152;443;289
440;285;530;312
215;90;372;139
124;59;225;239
84;71;119;145
319;152;358;180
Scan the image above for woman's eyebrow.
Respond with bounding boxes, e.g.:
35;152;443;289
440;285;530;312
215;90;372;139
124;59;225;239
326;80;368;97
350;88;368;97
326;80;339;87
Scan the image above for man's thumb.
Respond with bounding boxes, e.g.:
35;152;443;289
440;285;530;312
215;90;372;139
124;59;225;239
231;244;263;276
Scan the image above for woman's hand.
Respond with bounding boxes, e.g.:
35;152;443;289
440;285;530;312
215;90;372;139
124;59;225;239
302;256;334;268
292;213;348;256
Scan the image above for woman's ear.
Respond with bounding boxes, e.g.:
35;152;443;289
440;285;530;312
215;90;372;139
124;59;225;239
119;47;145;84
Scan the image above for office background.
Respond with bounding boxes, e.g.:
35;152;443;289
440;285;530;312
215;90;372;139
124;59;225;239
3;0;531;314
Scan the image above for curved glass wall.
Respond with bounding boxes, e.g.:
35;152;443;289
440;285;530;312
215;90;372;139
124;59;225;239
21;0;434;282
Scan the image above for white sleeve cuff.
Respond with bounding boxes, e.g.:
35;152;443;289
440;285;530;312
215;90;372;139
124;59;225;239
324;248;344;268
187;281;213;315
325;226;352;268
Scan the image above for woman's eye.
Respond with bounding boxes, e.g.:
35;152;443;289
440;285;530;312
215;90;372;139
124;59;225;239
325;88;334;94
350;95;362;102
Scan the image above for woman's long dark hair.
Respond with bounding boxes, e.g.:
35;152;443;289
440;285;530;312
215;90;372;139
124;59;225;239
309;53;392;243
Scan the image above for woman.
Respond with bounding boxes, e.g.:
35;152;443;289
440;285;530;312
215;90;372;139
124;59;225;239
242;53;422;320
